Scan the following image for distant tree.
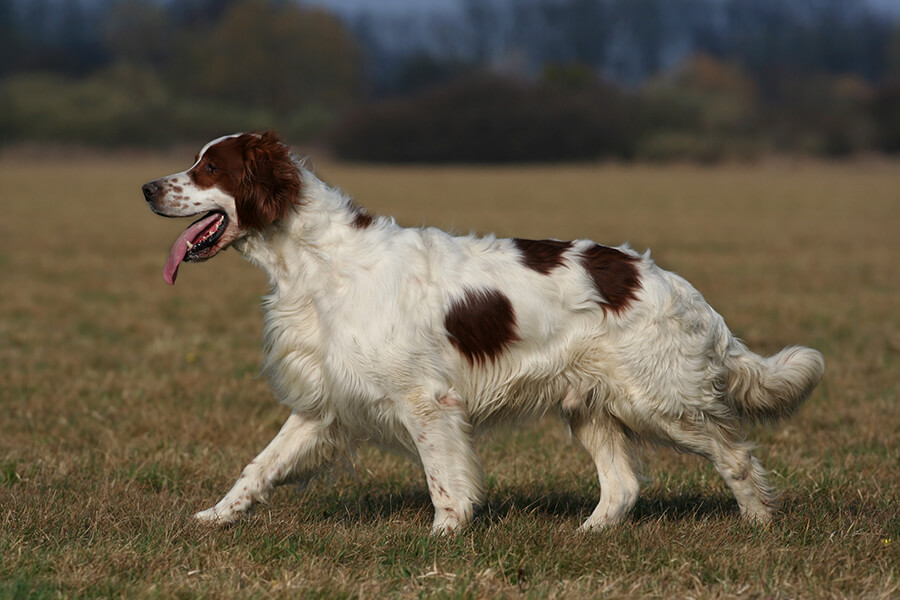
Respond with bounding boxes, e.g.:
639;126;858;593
512;0;609;68
641;54;758;134
6;0;107;75
391;53;474;96
331;73;635;163
767;73;874;155
167;0;242;29
634;54;763;161
707;0;892;97
0;0;19;75
103;0;172;69
623;0;664;79
871;82;900;153
461;0;504;64
18;0;52;44
13;0;64;72
541;63;597;91
887;25;900;83
171;0;363;113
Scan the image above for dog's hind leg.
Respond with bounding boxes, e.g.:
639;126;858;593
564;406;642;530
403;390;484;534
194;410;339;524
659;415;775;525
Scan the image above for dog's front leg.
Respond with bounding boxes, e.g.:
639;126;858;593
194;410;337;524
405;390;485;534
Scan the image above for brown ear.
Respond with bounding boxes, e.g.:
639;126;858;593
236;131;302;230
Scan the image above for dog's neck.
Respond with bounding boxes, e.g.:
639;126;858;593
234;169;385;296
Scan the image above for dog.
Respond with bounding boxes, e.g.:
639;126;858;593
142;131;824;533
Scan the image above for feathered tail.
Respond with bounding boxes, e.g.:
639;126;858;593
724;343;825;425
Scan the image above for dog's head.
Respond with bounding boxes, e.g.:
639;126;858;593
142;131;301;284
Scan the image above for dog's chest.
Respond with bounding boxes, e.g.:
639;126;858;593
260;296;330;411
260;288;441;409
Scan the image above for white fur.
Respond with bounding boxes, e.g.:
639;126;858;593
149;143;824;533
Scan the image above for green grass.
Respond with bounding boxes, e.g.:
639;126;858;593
1;154;898;598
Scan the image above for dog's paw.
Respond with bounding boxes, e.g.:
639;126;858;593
194;507;240;525
430;505;472;535
741;506;773;527
578;514;625;532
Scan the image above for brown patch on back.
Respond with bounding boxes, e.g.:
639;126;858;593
445;288;520;366
349;201;375;229
580;244;641;314
512;238;573;274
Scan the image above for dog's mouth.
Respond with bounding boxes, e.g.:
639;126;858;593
164;211;229;285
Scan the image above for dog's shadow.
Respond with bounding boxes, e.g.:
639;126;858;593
298;483;741;528
483;487;740;526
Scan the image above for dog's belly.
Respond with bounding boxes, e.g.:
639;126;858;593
264;324;601;433
460;372;574;428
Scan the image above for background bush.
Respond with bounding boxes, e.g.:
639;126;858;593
0;0;361;149
331;74;635;163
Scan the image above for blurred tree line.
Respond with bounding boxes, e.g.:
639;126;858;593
0;0;363;145
1;0;900;162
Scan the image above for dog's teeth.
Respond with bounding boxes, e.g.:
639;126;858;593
186;240;194;250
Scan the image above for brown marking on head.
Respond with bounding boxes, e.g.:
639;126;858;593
237;131;302;229
579;244;641;314
445;287;520;366
512;238;573;275
189;131;301;231
188;135;248;193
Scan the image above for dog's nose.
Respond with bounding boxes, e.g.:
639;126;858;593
142;181;160;201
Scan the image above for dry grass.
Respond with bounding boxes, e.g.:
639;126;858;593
1;154;898;599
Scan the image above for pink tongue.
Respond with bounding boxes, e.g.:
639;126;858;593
164;213;221;285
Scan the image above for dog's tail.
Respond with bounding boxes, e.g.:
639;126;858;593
724;342;825;426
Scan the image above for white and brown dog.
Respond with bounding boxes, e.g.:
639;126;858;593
142;131;824;533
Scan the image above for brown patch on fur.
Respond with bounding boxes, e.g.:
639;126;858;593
437;394;462;408
188;136;247;193
445;288;519;366
237;132;301;230
349;201;374;229
512;238;573;274
580;244;641;314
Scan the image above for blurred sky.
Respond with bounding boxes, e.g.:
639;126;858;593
305;0;900;17
305;0;461;15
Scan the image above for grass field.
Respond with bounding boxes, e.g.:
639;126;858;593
1;153;898;599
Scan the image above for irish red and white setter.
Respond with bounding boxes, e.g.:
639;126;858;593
142;132;824;532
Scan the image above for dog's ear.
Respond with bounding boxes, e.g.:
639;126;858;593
237;131;302;230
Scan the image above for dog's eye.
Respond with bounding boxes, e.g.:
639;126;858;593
205;163;219;174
